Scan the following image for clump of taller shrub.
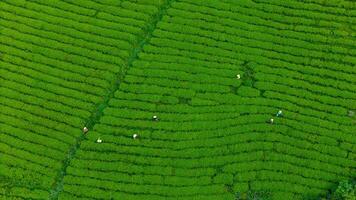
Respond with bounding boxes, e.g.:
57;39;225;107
328;180;356;200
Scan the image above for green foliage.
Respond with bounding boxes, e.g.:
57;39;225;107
332;180;356;200
0;167;43;190
247;190;272;200
234;190;272;200
237;86;261;97
1;0;356;199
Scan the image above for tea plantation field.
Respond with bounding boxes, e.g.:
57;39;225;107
0;0;355;199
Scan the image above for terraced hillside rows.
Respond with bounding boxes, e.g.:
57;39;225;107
0;0;168;198
0;0;355;200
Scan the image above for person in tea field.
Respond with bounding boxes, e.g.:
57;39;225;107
152;115;159;121
83;127;88;134
276;110;283;117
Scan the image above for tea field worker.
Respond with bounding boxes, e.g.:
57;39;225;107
152;115;159;121
269;118;274;124
133;134;139;139
236;74;241;79
96;138;102;143
276;110;283;117
348;110;355;117
83;127;89;134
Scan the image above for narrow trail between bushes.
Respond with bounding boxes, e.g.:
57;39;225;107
48;1;175;199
